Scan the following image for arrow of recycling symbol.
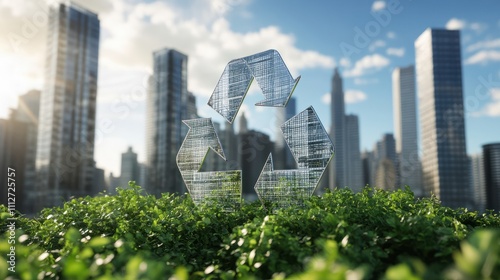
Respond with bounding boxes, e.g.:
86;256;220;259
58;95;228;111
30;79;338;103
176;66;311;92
208;49;301;123
254;106;334;207
176;118;242;206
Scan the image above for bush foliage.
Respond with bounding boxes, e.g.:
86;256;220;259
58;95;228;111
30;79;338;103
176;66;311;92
1;183;499;279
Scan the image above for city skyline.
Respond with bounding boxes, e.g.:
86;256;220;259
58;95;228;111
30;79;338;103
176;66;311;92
1;0;499;179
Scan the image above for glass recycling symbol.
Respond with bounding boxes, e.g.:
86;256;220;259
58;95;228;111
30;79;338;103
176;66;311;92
176;49;334;208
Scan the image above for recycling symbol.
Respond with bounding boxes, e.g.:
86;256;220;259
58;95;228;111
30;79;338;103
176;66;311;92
176;49;334;208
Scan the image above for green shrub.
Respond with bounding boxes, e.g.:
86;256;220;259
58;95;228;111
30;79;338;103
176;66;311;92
1;183;499;279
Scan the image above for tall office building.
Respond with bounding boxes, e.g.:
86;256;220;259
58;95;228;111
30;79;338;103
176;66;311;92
415;28;470;208
120;147;139;188
36;2;100;209
329;68;346;189
373;133;397;189
147;48;189;196
392;66;422;195
470;154;486;212
345;114;363;191
483;143;500;211
274;97;296;169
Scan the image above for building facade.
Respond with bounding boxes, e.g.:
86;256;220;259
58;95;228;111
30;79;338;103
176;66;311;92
415;28;470;208
147;48;189;196
483;143;500;211
392;65;422;195
470;154;486;212
274;97;297;170
35;2;100;209
345;114;363;192
329;68;346;189
120;147;139;188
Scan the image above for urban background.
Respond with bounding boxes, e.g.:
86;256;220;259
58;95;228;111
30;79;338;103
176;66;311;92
0;0;499;214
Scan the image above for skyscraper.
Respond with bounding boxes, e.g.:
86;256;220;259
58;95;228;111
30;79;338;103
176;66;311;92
120;147;139;188
483;143;500;211
147;48;189;196
415;28;470;208
373;133;397;189
274;97;296;169
329;68;346;189
470;154;486;212
345;114;363;191
36;2;100;209
392;66;422;195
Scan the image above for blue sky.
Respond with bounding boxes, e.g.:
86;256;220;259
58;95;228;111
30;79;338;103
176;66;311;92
0;0;499;176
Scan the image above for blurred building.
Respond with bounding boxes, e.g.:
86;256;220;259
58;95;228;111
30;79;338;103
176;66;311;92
329;68;346;189
470;154;486;212
345;114;363;192
35;2;100;209
415;28;470;208
239;129;272;201
0;112;28;212
274;97;297;170
392;65;422;196
120;147;139;188
147;48;191;196
483;143;500;211
373;133;397;190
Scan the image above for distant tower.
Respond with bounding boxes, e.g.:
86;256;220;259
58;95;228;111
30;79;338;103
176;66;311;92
36;2;100;209
392;65;422;195
415;28;470;208
470;154;486;212
147;48;189;196
373;133;397;190
483;143;500;211
275;97;297;169
120;147;139;188
329;68;346;189
345;114;363;191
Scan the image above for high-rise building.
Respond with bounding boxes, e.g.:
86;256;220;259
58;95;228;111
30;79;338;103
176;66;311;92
329;68;346;189
239;130;272;201
470;154;486;212
373;133;397;190
392;66;422;195
415;28;470;208
483;143;500;211
147;48;189;196
120;147;139;188
35;2;100;209
345;114;363;191
361;150;374;187
274;97;297;170
0;112;29;212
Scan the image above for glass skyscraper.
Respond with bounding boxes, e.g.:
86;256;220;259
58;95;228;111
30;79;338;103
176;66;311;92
345;114;363;191
392;65;422;195
483;143;500;211
147;48;189;196
329;68;346;189
415;29;470;208
36;2;100;209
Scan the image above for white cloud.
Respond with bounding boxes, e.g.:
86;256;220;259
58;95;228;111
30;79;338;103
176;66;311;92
386;32;396;39
465;50;500;65
322;92;331;105
474;88;500;117
371;1;386;11
344;54;390;77
345;90;367;104
445;18;488;33
446;18;467;30
354;78;378;85
369;39;386;52
386;47;405;57
321;90;367;104
466;38;500;53
339;57;351;68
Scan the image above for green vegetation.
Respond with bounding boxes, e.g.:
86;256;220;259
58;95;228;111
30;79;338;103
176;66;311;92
1;183;499;279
